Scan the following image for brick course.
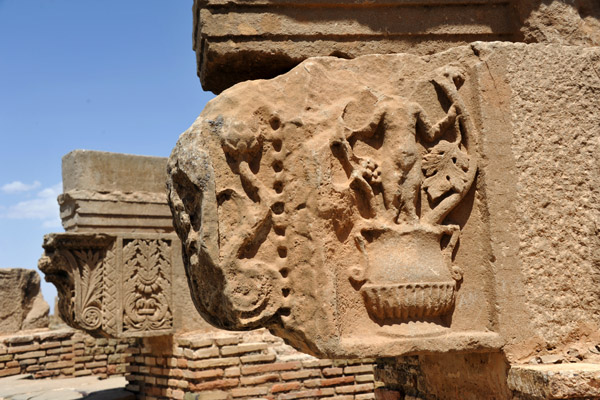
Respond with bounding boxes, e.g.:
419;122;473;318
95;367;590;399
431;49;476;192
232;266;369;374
127;330;376;400
0;328;135;380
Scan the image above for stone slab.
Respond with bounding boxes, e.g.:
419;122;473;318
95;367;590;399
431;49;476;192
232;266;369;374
59;151;173;233
508;363;600;399
193;0;600;93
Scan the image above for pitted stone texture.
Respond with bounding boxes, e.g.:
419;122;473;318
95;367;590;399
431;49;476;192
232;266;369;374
502;44;600;349
508;364;600;399
194;0;600;93
169;42;600;361
0;268;49;334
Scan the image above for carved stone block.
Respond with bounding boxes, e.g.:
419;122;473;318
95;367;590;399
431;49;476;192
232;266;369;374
168;42;600;359
59;150;173;233
39;233;174;337
194;0;600;93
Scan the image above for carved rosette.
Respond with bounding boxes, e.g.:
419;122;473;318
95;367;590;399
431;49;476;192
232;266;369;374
39;233;174;338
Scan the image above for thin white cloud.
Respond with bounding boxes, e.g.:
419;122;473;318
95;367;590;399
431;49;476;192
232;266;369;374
1;180;41;194
1;183;62;228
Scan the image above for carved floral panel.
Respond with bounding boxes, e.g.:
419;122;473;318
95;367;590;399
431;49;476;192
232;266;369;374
39;233;174;338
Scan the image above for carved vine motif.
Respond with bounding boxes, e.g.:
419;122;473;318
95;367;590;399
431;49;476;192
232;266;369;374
332;67;477;323
122;239;173;333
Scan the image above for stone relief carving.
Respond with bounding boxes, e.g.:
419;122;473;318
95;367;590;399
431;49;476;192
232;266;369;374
332;69;476;323
122;239;173;333
39;234;114;334
39;233;175;338
168;55;500;357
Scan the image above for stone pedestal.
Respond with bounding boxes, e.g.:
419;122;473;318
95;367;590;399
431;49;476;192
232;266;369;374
39;151;208;338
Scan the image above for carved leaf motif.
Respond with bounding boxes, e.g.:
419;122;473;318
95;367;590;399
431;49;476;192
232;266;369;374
73;249;104;330
422;140;470;201
122;239;172;333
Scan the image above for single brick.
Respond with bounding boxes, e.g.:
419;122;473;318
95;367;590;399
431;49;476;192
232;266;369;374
177;358;188;368
192;357;240;370
240;353;276;364
6;361;19;368
168;378;189;389
241;361;302;375
145;356;157;366
39;355;60;363
192;390;228;400
215;337;240;346
230;386;269;398
281;369;320;380
62;367;75;375
271;382;302;393
190;338;214;349
40;341;61;350
5;335;34;345
186;368;224;380
191;346;219;360
335;383;375;394
26;365;42;372
74;355;93;363
224;367;240;377
239;373;279;386
61;353;74;361
356;374;375;383
279;388;335;399
8;344;39;354
73;369;92;377
344;365;374;375
47;347;69;355
18;359;38;366
85;361;105;369
220;343;267;357
94;354;107;361
144;376;156;385
35;370;60;378
321;376;355;387
328;395;354;400
168;368;184;378
172;389;185;400
192;378;239;391
322;367;344;377
0;355;12;362
0;367;21;377
355;393;376;400
150;367;165;376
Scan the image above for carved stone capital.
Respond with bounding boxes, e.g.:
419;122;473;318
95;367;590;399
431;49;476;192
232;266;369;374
40;232;175;337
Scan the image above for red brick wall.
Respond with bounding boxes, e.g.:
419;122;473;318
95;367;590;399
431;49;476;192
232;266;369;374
0;329;134;379
125;330;376;400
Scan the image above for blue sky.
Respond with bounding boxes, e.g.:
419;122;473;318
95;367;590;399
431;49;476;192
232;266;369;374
0;1;214;310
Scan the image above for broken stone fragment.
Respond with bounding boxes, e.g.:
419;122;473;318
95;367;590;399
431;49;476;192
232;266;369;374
0;268;49;334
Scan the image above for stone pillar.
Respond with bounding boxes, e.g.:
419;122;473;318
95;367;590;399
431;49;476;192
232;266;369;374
39;150;208;338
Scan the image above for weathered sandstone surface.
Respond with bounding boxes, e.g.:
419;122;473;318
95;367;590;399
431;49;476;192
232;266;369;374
168;41;600;362
0;268;49;334
194;0;600;93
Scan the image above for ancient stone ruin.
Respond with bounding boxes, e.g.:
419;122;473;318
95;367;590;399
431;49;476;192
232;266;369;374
0;268;49;334
32;1;600;399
